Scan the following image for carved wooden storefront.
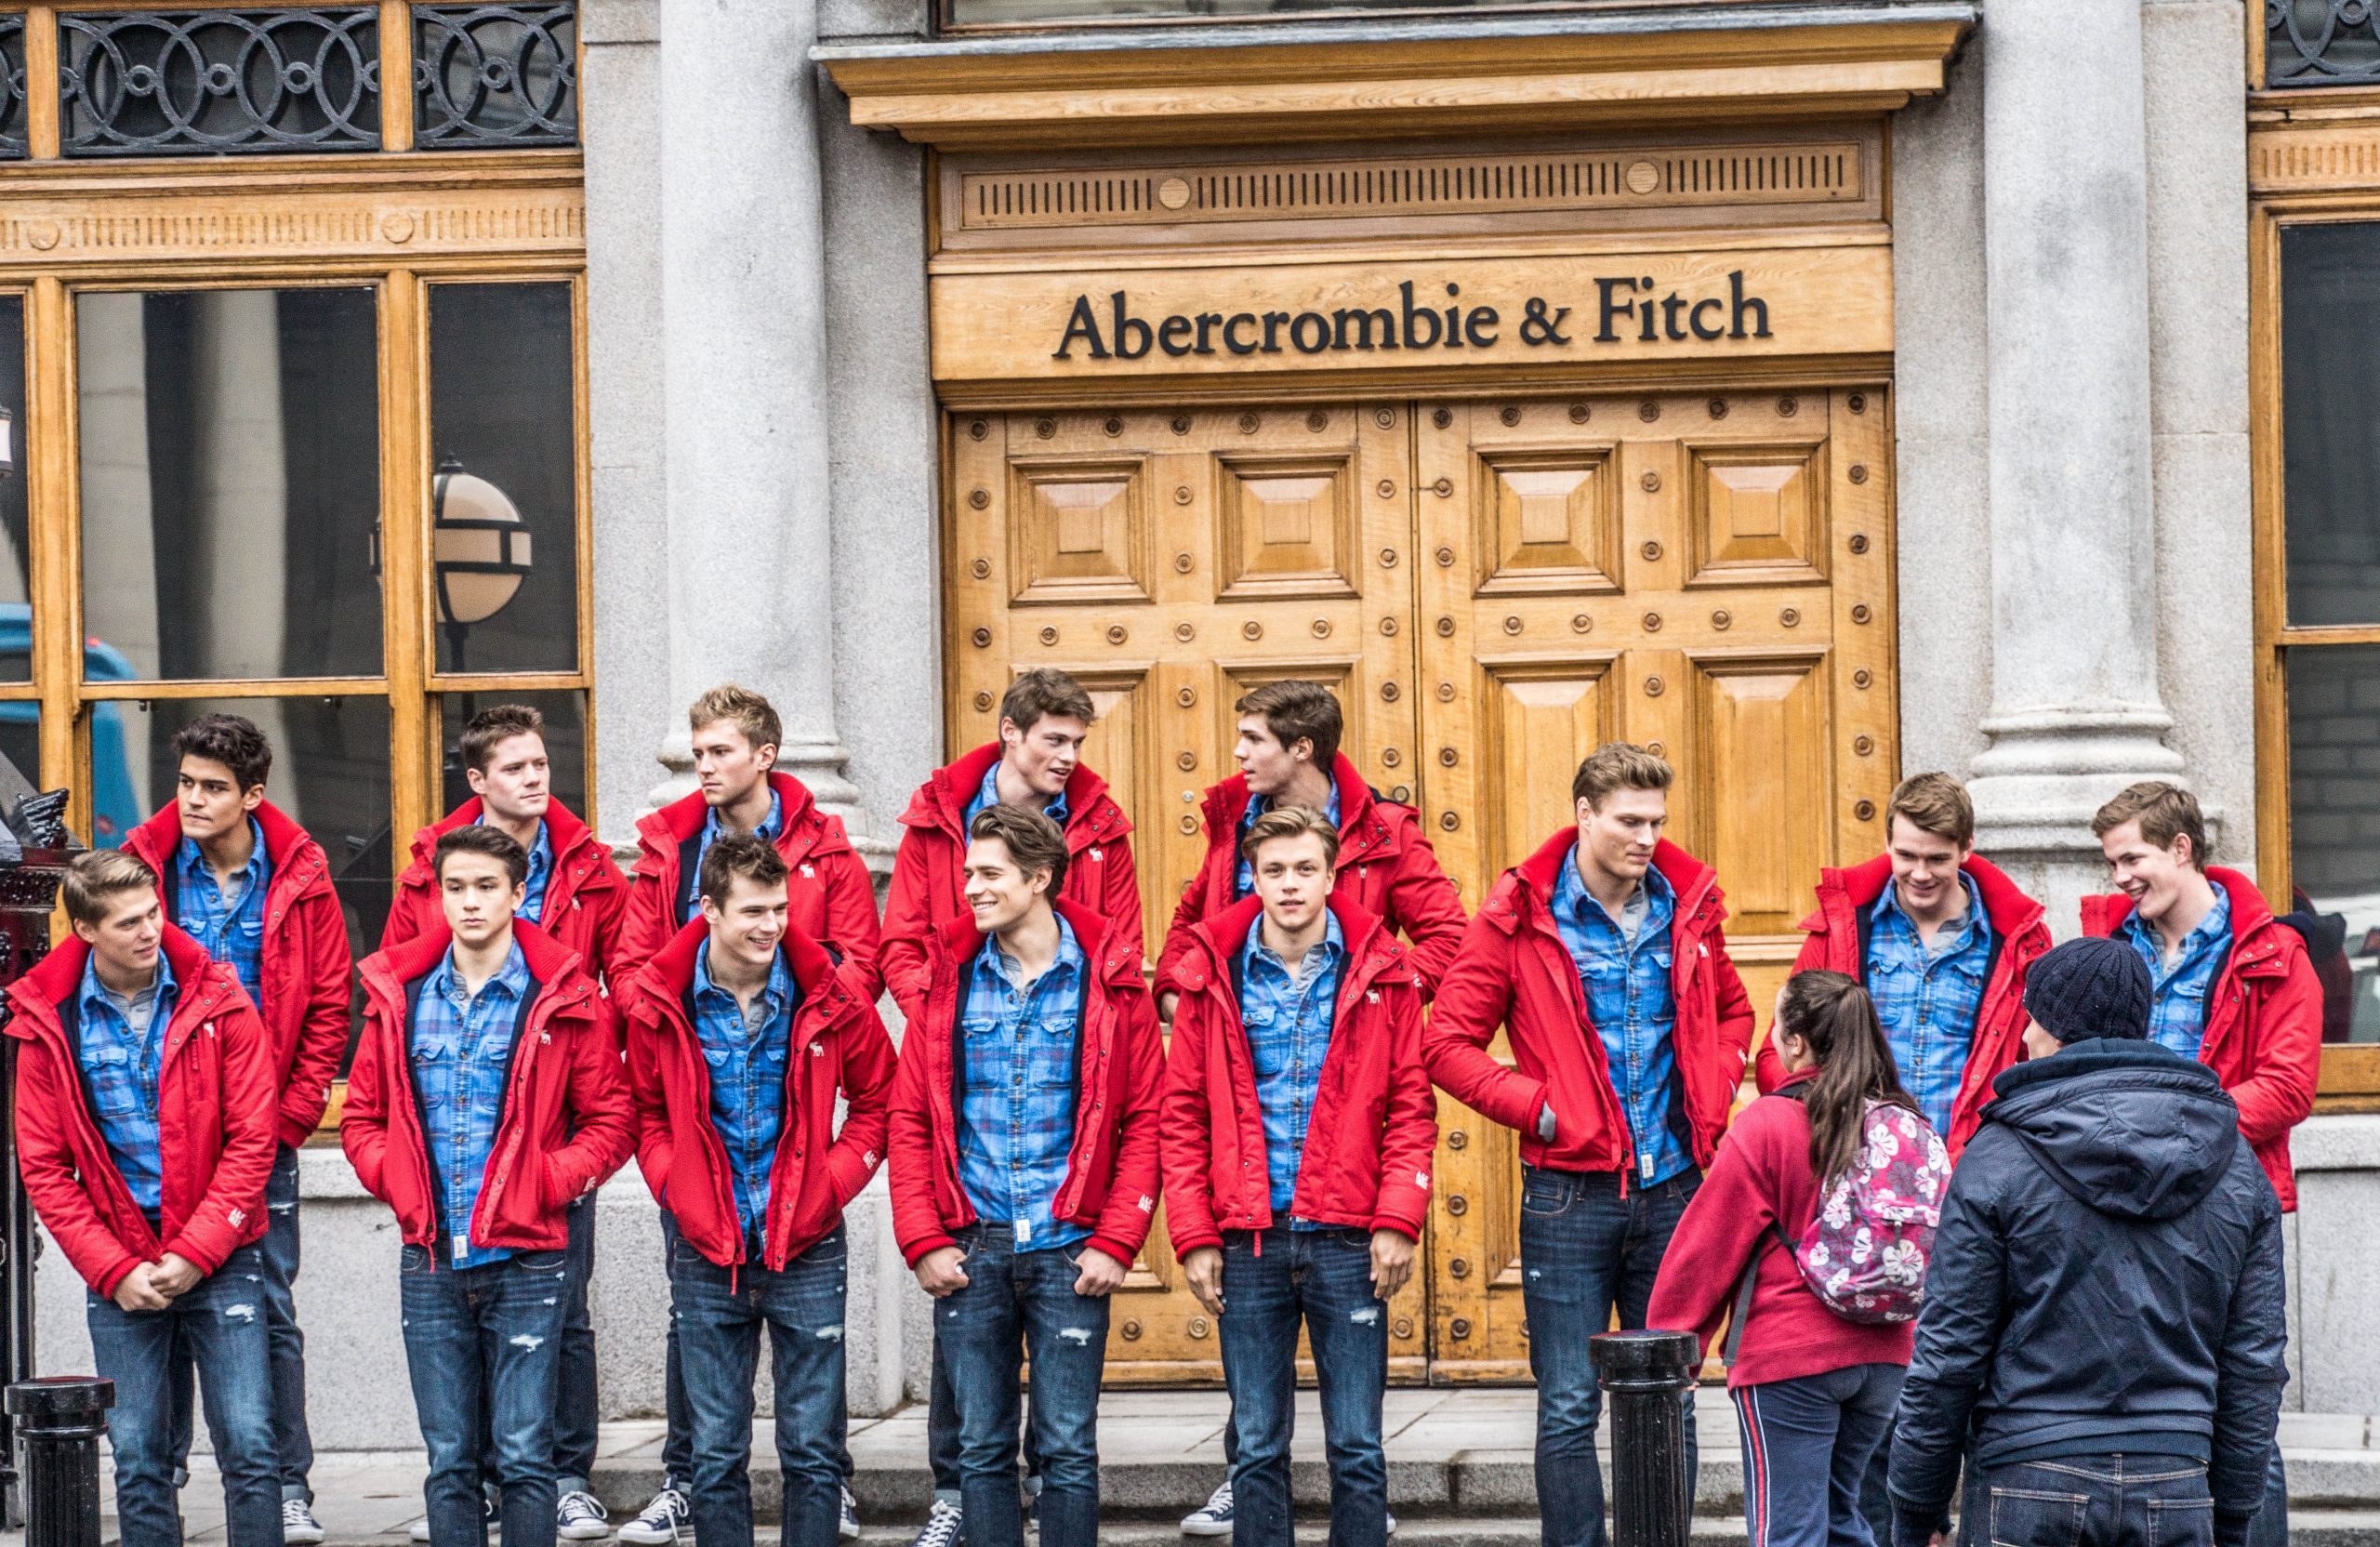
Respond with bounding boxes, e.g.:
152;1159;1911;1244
825;10;1962;1382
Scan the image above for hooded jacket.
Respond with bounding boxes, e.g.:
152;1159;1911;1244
621;772;882;998
341;921;637;1255
383;797;630;992
122;800;352;1149
8;928;278;1298
1889;1041;2288;1545
1423;829;1754;1176
1157;894;1436;1251
1156;756;1467;998
881;743;1141;1020
2080;867;2322;1210
621;919;898;1270
886;899;1165;1269
1759;853;2052;1157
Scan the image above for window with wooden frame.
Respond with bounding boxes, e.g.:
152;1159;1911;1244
0;2;589;1091
2251;4;2380;1108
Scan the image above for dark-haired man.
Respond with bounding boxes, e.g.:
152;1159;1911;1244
384;704;629;1541
888;805;1165;1547
882;668;1143;1547
1890;938;2289;1547
342;826;636;1547
120;712;351;1545
622;833;898;1547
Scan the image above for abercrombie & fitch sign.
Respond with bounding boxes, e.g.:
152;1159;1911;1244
1053;273;1772;361
927;249;1893;384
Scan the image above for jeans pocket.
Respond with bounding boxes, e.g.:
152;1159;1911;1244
400;1243;433;1276
514;1249;567;1274
1990;1488;2090;1547
1520;1173;1571;1218
2147;1496;2215;1547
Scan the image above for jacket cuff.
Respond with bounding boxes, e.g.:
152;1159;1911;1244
1085;1232;1144;1267
92;1252;144;1302
162;1230;225;1276
901;1232;957;1269
1368;1214;1421;1243
1170;1228;1223;1258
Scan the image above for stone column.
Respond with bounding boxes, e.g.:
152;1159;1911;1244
1964;0;2188;924
654;0;885;862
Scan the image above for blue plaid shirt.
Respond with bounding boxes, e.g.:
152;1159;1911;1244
957;918;1089;1252
1235;787;1342;898
682;790;784;927
1864;874;1993;1137
1551;853;1690;1186
1239;912;1343;1223
177;821;269;1008
965;760;1068;830
483;816;553;927
412;941;533;1268
77;953;178;1216
692;945;799;1252
2122;887;2233;1060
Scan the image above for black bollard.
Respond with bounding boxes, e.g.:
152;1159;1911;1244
1591;1329;1699;1547
7;1377;112;1547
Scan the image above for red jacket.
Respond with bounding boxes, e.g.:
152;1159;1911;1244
621;773;882;998
1424;829;1755;1177
1756;853;2051;1159
1157;755;1467;998
2080;866;2322;1210
883;744;1141;1020
8;928;278;1298
123;800;352;1149
622;919;898;1270
384;798;629;991
1646;1070;1914;1389
887;899;1165;1268
341;921;636;1253
1158;894;1436;1253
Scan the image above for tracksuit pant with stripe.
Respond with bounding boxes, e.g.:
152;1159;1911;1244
1736;1363;1906;1547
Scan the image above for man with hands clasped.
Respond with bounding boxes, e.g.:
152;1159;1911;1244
886;805;1166;1547
1159;806;1436;1547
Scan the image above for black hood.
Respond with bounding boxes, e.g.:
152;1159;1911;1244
1983;1039;2244;1222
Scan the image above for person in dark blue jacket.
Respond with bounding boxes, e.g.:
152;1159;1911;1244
1888;937;2288;1547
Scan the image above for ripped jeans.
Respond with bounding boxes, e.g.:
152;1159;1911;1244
668;1226;849;1547
86;1241;279;1547
397;1244;568;1547
1220;1226;1389;1547
936;1222;1110;1547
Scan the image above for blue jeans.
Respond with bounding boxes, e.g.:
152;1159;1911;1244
1964;1456;2214;1547
935;1223;1109;1547
86;1242;280;1547
398;1244;568;1547
556;1196;600;1492
668;1225;848;1547
1518;1165;1702;1547
927;1326;1042;1506
167;1144;311;1501
1220;1227;1388;1547
1736;1364;1903;1547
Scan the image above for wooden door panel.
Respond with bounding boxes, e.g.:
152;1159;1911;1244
1683;440;1831;589
1007;456;1154;604
1689;654;1831;937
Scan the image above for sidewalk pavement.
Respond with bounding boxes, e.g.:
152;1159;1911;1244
34;1395;2380;1545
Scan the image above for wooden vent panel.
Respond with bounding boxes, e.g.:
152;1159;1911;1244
958;143;1863;233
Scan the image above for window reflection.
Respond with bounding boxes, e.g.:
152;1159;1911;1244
2286;644;2380;1043
437;689;587;819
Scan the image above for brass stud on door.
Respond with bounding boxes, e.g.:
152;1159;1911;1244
1189;1317;1210;1340
1855;800;1878;822
1433;407;1453;430
1642;540;1662;561
1713;609;1732;630
1173;484;1193;506
1434;478;1453;498
1569;403;1591;424
1709;398;1729;419
1781;606;1802;627
1853;668;1872;689
1448;1130;1468;1149
1036;417;1057;439
1382;747;1402;768
1170;415;1191;434
1107;625;1128;644
1177;752;1197;772
1436;616;1456;638
1375;408;1395;429
1378;479;1396;499
1380;617;1399;637
1380;548;1399;568
1848;391;1868;414
968;488;990;510
1851;603;1873;625
1439;811;1461;830
1307;410;1329;431
1848;533;1870;555
1639;401;1660;422
1500;405;1522;427
1038;626;1058;646
1436;681;1456;701
1239;413;1261;433
1391;785;1412;802
973;692;994;711
1503;615;1524;635
1643;611;1663;632
971;628;992;648
1646;740;1666;758
1449;1258;1471;1279
1450;1318;1473;1341
1121;1320;1143;1341
1640;470;1662;493
967;418;988;441
970;559;990;579
1381;681;1401;702
1394;1318;1414;1340
1572;613;1593;633
1439;747;1459;767
1242;621;1263;640
1104;416;1123;436
1645;675;1665;697
1435;546;1456;566
1174;552;1194;574
1778;396;1799;417
1177;686;1197;707
1175;622;1197;642
1849;464;1870;485
1312;618;1332;638
1855;735;1875;756
1447;1194;1469;1215
1180;815;1198;835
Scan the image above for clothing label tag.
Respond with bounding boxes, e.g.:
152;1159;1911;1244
1639;1154;1655;1183
1017;1219;1032;1243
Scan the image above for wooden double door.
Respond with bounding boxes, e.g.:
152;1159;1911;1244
942;385;1897;1382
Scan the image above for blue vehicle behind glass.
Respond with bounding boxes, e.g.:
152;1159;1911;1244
0;602;140;845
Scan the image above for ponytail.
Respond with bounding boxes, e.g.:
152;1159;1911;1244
1774;970;1920;1192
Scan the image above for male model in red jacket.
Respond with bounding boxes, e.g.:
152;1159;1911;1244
621;833;897;1547
383;703;628;1543
881;667;1140;1547
342;826;634;1547
1159;806;1435;1547
2085;781;2320;1547
616;683;882;1545
1424;744;1753;1547
887;805;1164;1547
10;851;281;1547
119;713;350;1545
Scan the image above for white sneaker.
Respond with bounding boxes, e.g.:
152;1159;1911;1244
840;1483;862;1540
281;1499;325;1546
410;1495;497;1543
557;1489;610;1541
1181;1480;1233;1537
615;1487;689;1545
908;1497;963;1547
1388;1510;1399;1534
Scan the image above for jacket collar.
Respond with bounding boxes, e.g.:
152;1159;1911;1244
2087;866;2291;978
906;743;1127;849
1174;891;1397;996
935;895;1132;990
9;924;232;1043
1508;827;1717;924
636;915;851;1019
130;798;330;904
642;772;822;849
1813;851;2044;941
363;917;582;1006
1201;754;1380;850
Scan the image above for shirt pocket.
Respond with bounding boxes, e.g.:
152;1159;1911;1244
1022;1012;1079;1090
83;1046;141;1121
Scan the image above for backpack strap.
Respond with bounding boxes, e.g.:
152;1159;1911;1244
1723;1082;1812;1368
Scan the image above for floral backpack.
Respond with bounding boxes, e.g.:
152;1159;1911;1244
1725;1093;1951;1364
